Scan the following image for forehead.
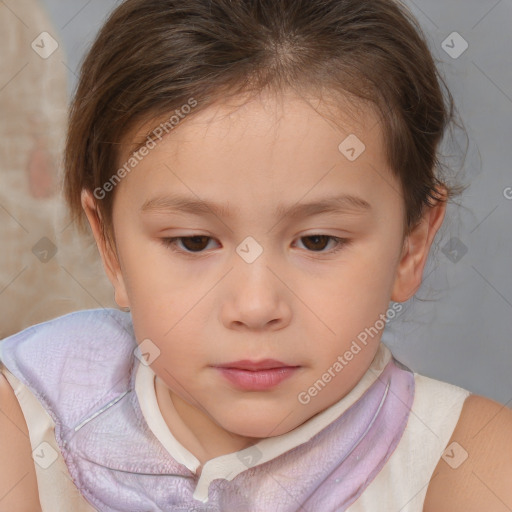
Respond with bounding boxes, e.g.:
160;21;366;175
114;89;400;214
122;89;380;160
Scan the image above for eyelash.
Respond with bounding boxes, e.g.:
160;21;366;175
160;235;351;257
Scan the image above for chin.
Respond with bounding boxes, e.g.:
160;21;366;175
216;407;300;439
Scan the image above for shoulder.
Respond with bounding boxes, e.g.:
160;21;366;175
424;393;512;511
0;371;41;511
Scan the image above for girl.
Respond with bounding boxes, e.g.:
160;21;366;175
1;0;511;510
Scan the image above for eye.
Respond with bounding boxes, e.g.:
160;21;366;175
161;235;350;256
161;236;217;254
294;235;350;254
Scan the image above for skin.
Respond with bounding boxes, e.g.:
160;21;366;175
83;89;444;461
0;374;40;511
424;394;512;511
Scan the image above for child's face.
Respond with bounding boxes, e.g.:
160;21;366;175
85;90;443;439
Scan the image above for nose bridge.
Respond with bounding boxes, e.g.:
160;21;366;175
233;234;277;293
221;236;291;329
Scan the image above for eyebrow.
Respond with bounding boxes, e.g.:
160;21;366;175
140;193;372;220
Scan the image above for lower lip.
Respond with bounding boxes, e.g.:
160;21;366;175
216;367;299;391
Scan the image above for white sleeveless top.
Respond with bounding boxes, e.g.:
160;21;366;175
0;341;471;511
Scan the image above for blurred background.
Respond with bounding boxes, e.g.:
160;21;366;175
0;0;510;405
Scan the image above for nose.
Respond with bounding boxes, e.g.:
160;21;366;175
219;250;292;332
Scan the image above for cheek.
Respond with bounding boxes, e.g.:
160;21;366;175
118;235;175;298
130;303;205;380
114;239;177;335
313;239;401;339
119;243;208;347
332;240;399;293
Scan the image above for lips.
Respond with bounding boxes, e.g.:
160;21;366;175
214;359;300;391
215;359;291;371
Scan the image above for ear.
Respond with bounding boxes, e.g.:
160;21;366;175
391;188;447;303
81;189;130;309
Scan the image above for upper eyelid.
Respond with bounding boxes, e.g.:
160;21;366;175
163;233;346;242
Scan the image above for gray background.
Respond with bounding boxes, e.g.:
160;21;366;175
18;0;512;404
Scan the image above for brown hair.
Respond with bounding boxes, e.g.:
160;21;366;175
64;0;467;245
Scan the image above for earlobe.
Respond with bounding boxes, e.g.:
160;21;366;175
80;189;130;309
391;190;447;303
